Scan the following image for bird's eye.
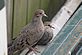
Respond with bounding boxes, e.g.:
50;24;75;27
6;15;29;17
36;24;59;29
39;13;42;14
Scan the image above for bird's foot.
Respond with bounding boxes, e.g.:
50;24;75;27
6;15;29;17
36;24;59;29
31;47;40;54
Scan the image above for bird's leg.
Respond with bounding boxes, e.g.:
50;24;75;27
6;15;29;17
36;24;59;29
25;47;39;55
29;46;40;54
26;45;35;55
26;45;40;55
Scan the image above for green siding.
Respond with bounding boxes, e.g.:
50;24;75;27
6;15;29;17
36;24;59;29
40;0;49;11
13;0;27;38
40;0;50;22
27;0;40;23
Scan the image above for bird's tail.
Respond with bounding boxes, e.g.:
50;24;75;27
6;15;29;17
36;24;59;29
8;45;15;55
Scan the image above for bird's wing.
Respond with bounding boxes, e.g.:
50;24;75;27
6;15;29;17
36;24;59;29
18;24;44;46
37;26;53;45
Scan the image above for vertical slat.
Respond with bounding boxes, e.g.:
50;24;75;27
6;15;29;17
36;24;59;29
6;0;13;44
13;0;27;38
40;0;50;21
40;0;49;11
27;0;40;23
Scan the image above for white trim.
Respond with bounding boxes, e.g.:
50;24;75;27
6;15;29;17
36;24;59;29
0;7;7;55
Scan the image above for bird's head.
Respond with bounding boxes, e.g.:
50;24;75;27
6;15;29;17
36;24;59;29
44;22;55;29
34;9;47;17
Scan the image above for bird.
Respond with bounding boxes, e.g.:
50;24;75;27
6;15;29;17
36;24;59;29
37;21;54;45
8;9;47;55
25;22;55;55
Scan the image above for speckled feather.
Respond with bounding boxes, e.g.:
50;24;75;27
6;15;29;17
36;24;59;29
37;22;53;45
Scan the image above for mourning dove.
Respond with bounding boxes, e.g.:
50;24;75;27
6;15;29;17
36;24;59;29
25;22;55;55
37;22;54;45
8;9;47;55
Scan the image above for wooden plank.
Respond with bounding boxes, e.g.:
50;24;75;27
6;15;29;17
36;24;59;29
6;0;13;43
13;0;27;38
27;0;40;23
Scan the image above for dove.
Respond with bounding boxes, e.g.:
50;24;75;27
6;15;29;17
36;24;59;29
37;22;54;45
8;9;47;55
25;22;54;55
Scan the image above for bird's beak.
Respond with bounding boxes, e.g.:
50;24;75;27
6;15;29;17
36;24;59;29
43;13;48;17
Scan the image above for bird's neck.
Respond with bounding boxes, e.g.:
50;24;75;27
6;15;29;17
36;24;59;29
31;16;44;27
32;16;42;23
